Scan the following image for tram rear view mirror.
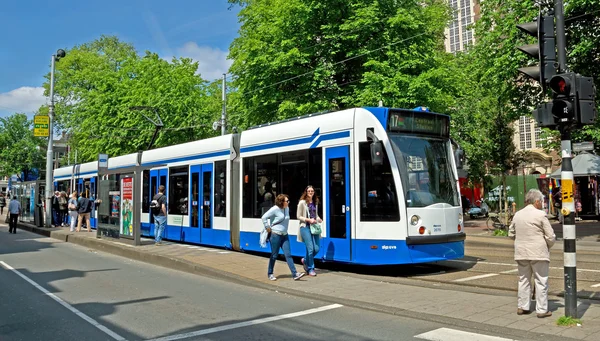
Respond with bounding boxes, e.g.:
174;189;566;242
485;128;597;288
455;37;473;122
370;141;384;166
454;148;464;169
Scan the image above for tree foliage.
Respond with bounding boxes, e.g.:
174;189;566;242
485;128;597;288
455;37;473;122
227;0;456;126
0;114;45;180
45;36;223;162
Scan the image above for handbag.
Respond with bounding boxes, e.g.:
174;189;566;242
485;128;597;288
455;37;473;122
310;223;322;235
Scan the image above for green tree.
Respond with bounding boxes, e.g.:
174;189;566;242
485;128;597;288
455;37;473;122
0;114;45;181
45;36;222;162
227;0;454;127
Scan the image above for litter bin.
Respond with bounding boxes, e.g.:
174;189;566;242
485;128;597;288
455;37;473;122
34;204;44;227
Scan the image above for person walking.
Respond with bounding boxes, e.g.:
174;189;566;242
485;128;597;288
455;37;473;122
509;189;556;318
8;195;21;234
76;192;93;232
262;194;305;281
59;191;68;227
68;192;79;232
151;185;167;245
297;185;322;276
0;193;6;216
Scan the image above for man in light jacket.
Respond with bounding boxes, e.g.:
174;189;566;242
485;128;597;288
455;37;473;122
509;189;556;318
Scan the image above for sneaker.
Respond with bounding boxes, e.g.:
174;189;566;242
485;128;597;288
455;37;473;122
293;272;305;280
308;270;317;277
517;308;531;315
301;258;308;272
155;242;162;246
268;274;277;281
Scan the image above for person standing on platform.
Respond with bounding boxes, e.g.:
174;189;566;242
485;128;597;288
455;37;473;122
8;195;21;234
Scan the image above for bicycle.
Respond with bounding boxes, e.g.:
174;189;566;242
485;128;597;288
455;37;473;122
486;212;513;232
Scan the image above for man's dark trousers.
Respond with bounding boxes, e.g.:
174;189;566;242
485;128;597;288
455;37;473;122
9;214;18;233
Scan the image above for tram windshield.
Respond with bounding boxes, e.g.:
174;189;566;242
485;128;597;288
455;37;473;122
389;135;460;208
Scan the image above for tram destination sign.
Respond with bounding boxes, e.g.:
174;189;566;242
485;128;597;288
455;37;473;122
33;115;49;137
387;110;449;137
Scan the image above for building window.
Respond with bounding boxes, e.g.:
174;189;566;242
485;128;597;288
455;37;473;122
519;116;533;150
214;161;226;217
168;166;189;215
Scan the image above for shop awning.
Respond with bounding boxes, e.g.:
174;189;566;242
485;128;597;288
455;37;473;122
551;152;600;178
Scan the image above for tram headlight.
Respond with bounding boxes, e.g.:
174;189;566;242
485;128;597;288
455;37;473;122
410;215;420;226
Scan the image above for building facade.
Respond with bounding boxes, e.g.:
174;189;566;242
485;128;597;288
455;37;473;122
444;0;480;53
512;116;559;175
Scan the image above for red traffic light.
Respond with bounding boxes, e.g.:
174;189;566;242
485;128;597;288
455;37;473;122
549;74;574;95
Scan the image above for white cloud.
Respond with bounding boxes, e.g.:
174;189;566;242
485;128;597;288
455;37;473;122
0;86;46;114
175;42;232;81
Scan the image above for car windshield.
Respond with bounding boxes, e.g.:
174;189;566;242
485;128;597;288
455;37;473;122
389;135;460;208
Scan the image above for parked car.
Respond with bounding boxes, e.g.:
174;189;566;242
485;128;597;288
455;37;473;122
468;201;489;219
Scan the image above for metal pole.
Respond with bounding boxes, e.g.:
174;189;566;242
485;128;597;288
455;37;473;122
45;55;56;228
560;125;577;318
221;73;227;136
554;0;567;73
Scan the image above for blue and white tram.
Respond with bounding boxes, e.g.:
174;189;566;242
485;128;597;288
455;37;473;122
52;106;465;265
238;107;465;264
53;161;99;227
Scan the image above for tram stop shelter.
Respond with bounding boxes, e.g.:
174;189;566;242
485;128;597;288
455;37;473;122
96;152;164;246
551;152;600;219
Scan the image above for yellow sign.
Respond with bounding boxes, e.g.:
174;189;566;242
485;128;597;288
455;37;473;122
562;179;574;203
33;115;49;137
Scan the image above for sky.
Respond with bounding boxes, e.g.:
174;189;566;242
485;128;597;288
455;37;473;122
0;0;241;117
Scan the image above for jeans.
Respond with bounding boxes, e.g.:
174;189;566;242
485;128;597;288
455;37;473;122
154;215;167;243
69;211;78;232
9;213;18;232
300;227;320;271
268;233;297;276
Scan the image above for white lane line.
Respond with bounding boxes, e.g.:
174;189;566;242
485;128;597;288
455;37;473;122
453;273;498;282
416;328;517;341
145;304;343;341
218;251;231;254
591;283;600;288
0;261;126;341
187;246;200;249
449;259;600;273
500;269;519;274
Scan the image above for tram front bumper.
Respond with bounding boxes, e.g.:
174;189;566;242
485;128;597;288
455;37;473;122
406;232;466;245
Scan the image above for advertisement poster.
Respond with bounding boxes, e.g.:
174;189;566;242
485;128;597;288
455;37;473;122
110;191;120;218
120;178;134;236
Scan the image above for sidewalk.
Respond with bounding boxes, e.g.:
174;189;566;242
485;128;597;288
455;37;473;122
11;222;600;341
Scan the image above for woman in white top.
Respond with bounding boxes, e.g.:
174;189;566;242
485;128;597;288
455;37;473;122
296;186;322;276
68;192;79;232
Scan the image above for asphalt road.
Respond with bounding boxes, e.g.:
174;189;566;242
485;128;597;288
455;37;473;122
0;227;535;341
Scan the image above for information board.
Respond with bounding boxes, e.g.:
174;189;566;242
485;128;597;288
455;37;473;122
387;110;449;137
33;115;49;137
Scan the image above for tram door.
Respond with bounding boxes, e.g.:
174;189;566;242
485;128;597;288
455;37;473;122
186;164;213;244
149;169;167;238
324;146;351;261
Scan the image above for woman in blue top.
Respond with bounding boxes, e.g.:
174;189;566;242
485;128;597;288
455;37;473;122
261;194;305;281
297;186;322;276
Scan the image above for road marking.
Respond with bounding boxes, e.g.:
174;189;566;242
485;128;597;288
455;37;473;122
500;269;519;274
218;251;231;254
591;283;600;288
415;327;517;341
187;246;200;249
0;261;126;341
448;259;600;273
453;273;498;282
145;304;343;341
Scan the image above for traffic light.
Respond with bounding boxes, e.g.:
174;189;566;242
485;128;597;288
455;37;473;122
575;76;598;126
549;73;576;124
532;102;556;128
516;13;556;88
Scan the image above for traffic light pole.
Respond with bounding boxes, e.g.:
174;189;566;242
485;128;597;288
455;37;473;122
559;124;577;318
554;0;567;73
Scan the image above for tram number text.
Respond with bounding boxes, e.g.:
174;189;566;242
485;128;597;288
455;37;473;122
433;225;442;232
382;245;397;250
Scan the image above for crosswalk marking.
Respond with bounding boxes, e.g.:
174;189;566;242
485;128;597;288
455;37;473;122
452;273;498;282
415;328;517;341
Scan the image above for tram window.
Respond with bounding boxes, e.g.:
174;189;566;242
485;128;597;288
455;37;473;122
256;155;278;216
214;161;227;217
359;142;400;221
142;170;150;213
168;166;189;215
191;172;199;227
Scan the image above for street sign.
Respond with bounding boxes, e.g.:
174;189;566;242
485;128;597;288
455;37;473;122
98;153;109;172
33;115;49;137
573;141;594;152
